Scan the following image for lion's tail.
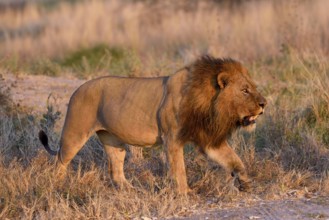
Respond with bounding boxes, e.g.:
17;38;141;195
38;130;58;156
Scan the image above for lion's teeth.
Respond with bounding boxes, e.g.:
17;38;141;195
249;116;258;121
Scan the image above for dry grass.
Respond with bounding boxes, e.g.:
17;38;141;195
1;53;329;219
1;0;329;219
1;0;329;72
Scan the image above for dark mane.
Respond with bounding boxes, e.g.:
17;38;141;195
177;55;243;148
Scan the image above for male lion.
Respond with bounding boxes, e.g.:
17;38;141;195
39;55;267;194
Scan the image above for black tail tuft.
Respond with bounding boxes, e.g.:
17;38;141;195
38;130;57;156
39;130;48;147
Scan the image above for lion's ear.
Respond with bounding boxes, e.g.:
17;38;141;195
217;72;229;89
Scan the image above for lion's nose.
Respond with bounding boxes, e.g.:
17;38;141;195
258;97;267;108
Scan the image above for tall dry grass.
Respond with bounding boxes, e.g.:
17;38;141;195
1;0;329;64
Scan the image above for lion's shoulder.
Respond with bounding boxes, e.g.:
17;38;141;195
166;68;189;92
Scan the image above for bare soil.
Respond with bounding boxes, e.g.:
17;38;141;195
180;197;329;220
3;73;329;220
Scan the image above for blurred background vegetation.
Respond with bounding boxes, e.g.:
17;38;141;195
0;0;328;77
0;0;329;219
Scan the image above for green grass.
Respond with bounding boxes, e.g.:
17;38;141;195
60;44;141;78
29;59;62;76
1;44;142;78
37;0;83;11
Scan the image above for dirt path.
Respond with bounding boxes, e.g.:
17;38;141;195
3;74;329;219
181;197;329;220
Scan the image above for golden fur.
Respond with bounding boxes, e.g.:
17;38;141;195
39;55;267;193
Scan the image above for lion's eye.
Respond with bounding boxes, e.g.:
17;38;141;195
242;89;249;94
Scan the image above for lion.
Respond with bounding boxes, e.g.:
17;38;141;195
39;55;267;194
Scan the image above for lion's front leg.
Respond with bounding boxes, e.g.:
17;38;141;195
165;138;190;194
205;141;251;192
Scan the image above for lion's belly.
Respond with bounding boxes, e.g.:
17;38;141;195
115;127;160;146
100;113;161;146
97;128;160;148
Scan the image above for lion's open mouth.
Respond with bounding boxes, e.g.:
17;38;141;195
241;115;259;126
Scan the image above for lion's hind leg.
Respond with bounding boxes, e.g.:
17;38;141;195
205;142;251;192
57;130;92;178
97;131;132;189
105;146;133;189
57;98;100;176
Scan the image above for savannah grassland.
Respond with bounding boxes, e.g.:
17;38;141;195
1;0;329;219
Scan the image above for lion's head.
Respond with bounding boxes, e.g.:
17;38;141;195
178;55;267;148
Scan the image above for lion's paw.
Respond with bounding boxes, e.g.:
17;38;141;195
235;177;251;192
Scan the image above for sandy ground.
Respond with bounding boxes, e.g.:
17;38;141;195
180;197;329;220
2;73;329;219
